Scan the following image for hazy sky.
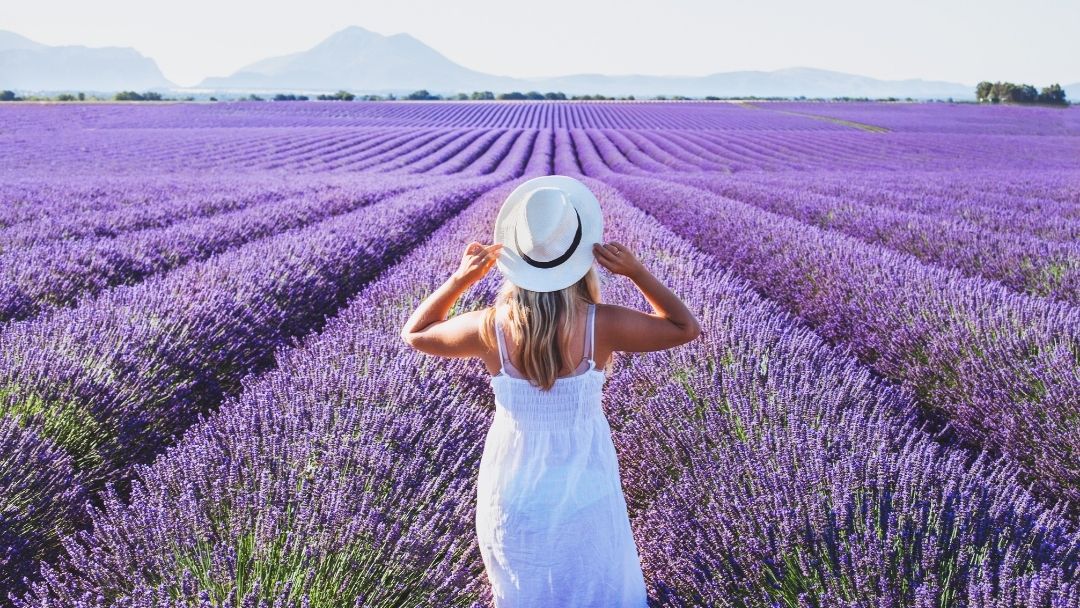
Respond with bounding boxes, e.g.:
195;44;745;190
5;0;1078;88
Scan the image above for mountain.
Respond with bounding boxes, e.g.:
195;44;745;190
198;26;975;99
0;26;987;99
0;30;45;51
522;67;972;99
1065;83;1079;98
199;26;516;92
0;30;174;92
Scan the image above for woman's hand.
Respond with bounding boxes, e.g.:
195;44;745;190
453;241;503;287
593;241;646;280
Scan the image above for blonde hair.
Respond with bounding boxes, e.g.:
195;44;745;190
481;267;602;391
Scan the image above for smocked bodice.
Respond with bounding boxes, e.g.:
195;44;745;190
490;303;606;430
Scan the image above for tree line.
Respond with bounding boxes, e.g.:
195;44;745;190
2;86;1071;104
0;89;683;103
975;81;1068;105
263;90;637;101
362;90;638;101
0;89;639;102
0;90;194;102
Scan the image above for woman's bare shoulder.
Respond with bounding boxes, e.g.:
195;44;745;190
593;302;637;320
593;302;693;354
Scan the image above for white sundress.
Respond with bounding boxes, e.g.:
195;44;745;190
476;303;649;607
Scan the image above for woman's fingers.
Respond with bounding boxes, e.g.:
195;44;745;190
596;243;622;263
479;244;501;269
477;244;500;258
593;245;620;271
466;241;500;257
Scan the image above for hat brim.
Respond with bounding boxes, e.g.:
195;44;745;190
493;175;604;292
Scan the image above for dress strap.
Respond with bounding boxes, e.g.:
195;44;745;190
585;303;596;363
494;311;509;371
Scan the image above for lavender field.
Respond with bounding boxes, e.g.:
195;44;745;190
1;100;1079;607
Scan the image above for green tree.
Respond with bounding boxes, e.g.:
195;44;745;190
1007;84;1038;103
989;81;1012;103
1038;83;1067;105
406;89;440;100
980;81;1066;105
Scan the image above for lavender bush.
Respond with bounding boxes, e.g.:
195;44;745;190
1;100;1077;605
17;175;1079;608
603;174;1080;508
0;176;508;596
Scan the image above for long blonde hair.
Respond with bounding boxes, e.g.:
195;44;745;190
481;267;601;391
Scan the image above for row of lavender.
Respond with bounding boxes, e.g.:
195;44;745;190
705;170;1080;241
0;130;504;232
577;162;1080;517
0;177;491;593
8;127;1079;177
0;128;546;595
0;128;537;325
584;126;1080;210
6;100;1076;133
2;101;1077;604
577;128;1080;303
0;176;417;323
770;101;1080;135
583;176;1079;606
5;102;1078;179
15;174;1078;606
1;123;531;179
2;101;855;131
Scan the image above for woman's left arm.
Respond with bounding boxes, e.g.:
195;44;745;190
399;241;502;358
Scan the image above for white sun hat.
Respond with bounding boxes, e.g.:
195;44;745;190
493;175;604;293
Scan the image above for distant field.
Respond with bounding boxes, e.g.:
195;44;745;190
2;101;1078;607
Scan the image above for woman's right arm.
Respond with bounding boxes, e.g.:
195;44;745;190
592;241;701;353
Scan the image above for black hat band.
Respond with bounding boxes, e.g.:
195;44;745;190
515;206;582;269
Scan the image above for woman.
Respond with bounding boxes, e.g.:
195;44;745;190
401;175;700;606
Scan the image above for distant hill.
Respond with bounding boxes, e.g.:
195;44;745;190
6;25;1039;100
0;30;45;51
521;67;972;100
198;26;975;100
0;30;174;92
1065;83;1079;99
199;26;513;93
